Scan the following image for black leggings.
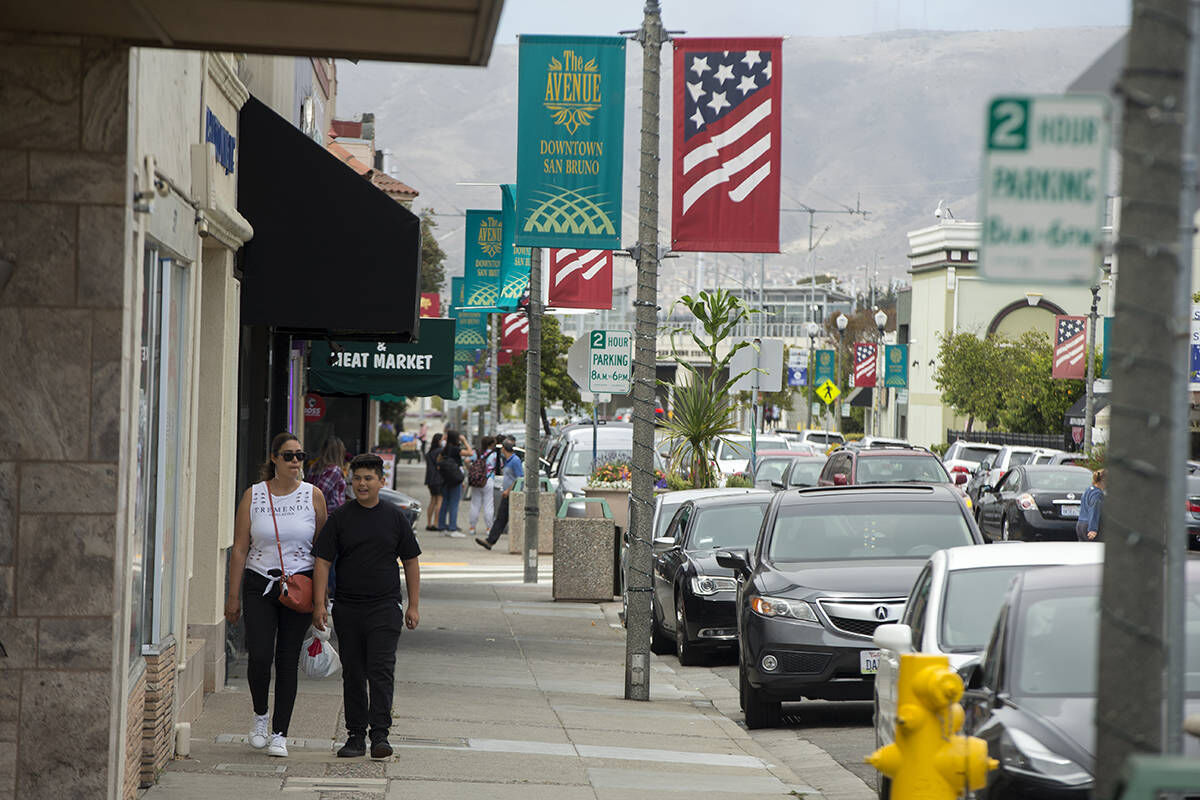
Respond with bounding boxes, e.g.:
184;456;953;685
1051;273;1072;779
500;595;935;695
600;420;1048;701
242;569;313;736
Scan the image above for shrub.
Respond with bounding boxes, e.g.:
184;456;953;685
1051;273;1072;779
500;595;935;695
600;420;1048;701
930;442;950;458
725;473;754;489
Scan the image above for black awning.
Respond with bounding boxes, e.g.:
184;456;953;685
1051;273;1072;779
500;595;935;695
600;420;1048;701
237;95;421;340
849;387;873;408
1064;392;1110;428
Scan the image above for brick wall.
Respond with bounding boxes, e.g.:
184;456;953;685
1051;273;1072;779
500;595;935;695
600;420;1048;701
124;666;146;800
141;640;177;786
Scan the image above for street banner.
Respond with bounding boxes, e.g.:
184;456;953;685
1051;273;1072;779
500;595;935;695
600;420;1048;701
1051;315;1087;379
498;349;513;366
450;276;464;314
515;35;626;249
1102;315;1113;380
671;37;782;253
884;344;908;388
419;292;440;318
499;184;531;309
501;312;530;352
814;349;836;385
787;366;807;387
1190;305;1200;390
462;209;504;310
853;342;877;388
547;248;614;309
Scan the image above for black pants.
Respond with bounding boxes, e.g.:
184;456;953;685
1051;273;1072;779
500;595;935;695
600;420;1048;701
485;493;510;545
333;599;404;740
242;570;312;736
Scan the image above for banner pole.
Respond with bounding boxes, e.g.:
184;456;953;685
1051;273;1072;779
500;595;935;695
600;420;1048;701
523;248;542;584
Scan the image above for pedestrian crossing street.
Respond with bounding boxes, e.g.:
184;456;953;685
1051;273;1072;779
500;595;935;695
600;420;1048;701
420;560;553;584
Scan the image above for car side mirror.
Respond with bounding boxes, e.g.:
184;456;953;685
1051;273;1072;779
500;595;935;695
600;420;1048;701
833;473;849;486
770;480;784;490
715;548;751;577
955;472;968;486
652;537;676;552
958;657;985;690
873;622;914;653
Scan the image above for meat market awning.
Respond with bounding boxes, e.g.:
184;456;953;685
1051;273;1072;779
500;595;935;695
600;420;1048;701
238;95;421;340
308;319;458;401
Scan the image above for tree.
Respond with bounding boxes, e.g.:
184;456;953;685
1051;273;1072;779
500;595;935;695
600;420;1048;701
497;315;581;413
933;331;1009;431
995;330;1089;434
418;208;446;294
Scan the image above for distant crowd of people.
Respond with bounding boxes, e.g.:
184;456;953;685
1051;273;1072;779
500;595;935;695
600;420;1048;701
422;429;523;547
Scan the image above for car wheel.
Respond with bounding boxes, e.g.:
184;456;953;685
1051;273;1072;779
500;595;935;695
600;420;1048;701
675;592;703;667
650;598;673;655
742;674;781;729
878;775;892;800
739;662;747;711
1001;516;1011;542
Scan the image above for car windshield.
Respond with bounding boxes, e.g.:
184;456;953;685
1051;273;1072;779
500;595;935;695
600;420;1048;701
754;459;791;483
957;446;1001;464
719;438;786;460
856;456;950;484
1027;470;1091;492
687;503;769;550
767;501;974;561
788;462;823;487
939;566;1028;652
564;449;632;476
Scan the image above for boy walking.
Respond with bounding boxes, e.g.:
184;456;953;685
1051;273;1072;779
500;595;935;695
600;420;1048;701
474;437;523;550
313;454;421;759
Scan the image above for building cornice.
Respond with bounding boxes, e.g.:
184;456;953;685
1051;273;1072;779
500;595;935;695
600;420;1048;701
206;53;249;110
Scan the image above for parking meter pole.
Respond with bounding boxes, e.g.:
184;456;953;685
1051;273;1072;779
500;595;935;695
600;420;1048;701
523;247;542;584
624;0;663;702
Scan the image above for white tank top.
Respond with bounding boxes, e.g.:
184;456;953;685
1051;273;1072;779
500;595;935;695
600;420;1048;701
246;482;317;588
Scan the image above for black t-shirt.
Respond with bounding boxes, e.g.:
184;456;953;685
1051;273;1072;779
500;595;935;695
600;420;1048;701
314;500;422;604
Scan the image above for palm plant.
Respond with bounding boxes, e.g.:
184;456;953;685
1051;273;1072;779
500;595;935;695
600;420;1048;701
660;290;758;488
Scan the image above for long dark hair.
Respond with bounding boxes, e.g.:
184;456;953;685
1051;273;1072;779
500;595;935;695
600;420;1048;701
445;430;460;448
313;436;345;475
429;432;443;453
259;432;299;482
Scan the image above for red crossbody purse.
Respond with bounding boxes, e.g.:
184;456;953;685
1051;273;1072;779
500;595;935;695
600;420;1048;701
266;483;314;614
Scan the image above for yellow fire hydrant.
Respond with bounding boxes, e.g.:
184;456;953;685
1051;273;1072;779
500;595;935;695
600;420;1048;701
866;653;998;800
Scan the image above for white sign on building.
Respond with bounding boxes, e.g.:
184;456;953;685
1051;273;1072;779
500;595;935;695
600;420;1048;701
979;94;1110;285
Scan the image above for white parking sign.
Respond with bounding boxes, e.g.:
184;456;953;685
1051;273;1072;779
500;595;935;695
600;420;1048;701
979;94;1110;284
588;330;631;394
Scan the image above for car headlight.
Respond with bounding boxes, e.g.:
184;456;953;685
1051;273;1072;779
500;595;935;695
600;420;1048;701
999;729;1091;786
690;576;738;595
750;595;819;623
1017;493;1037;511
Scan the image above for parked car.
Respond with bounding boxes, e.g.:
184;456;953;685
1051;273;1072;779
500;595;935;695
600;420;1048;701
714;434;790;475
818;445;964;490
779;456;828;490
959;562;1200;798
942;441;1003;480
872;541;1104;799
750;451;826;491
549;423;635;516
1042;450;1088;466
974;465;1092;541
1188;474;1200;551
1028;448;1065;465
845;436;912;451
965;446;1042;505
788;430;846;450
717;484;985;728
345;484;422;527
650;494;773;665
620;487;769;623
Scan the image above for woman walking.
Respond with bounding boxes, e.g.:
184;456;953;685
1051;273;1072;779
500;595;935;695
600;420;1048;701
437;430;471;533
307;437;347;512
225;432;327;758
424;432;444;531
467;436;498;536
1077;468;1106;541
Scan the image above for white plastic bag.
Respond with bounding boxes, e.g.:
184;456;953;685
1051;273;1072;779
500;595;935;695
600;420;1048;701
301;626;341;679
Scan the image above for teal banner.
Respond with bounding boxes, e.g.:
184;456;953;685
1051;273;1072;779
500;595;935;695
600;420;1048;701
462;209;504;310
499;184;531;309
814;349;836;385
451;277;488;362
1101;316;1112;379
450;276;464;313
515;34;626;249
884;344;908;388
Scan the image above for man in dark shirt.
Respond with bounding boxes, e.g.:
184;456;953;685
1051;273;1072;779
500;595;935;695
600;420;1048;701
313;453;421;759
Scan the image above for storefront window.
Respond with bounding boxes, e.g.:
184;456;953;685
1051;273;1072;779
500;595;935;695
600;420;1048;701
131;247;162;662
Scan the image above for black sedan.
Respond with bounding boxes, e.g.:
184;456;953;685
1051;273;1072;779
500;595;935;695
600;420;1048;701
975;465;1091;542
960;562;1200;798
717;484;984;728
649;495;770;665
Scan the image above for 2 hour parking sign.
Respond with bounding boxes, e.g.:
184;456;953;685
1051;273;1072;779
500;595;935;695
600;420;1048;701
587;329;631;394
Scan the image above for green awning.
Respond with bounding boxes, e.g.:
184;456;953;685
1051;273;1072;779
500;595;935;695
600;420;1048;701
308;318;458;401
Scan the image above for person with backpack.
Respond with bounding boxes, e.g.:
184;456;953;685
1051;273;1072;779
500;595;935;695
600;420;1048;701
467;436;498;536
423;432;443;531
475;437;523;550
436;430;471;534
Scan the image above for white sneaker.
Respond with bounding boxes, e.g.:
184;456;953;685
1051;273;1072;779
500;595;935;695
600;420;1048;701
249;713;269;749
266;732;288;757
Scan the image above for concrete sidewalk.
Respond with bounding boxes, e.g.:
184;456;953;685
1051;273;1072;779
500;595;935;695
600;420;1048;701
145;529;870;799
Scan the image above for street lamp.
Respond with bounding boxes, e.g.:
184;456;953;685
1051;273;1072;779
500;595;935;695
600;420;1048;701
835;313;849;433
806;321;820;431
873;309;887;437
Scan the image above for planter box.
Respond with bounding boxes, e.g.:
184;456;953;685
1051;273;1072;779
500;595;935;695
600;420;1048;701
583;486;630;531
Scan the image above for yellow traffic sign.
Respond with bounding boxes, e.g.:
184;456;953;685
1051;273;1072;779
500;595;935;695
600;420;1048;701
816;379;841;405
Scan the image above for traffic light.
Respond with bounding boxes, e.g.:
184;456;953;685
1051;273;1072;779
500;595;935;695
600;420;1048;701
866;653;997;800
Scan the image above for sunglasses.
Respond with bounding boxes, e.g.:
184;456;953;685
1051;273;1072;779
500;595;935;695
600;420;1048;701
279;451;307;462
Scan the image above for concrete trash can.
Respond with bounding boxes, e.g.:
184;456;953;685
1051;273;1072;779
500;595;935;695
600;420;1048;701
552;498;616;602
508;481;557;555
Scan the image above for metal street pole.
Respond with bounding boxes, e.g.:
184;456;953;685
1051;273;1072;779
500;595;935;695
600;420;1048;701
523;247;542;584
835;328;845;433
1083;283;1099;455
1095;0;1191;791
624;0;663;702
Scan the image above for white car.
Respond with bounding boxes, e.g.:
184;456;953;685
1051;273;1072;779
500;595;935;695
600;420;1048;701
871;541;1105;796
941;440;1002;480
789;429;845;450
713;434;789;475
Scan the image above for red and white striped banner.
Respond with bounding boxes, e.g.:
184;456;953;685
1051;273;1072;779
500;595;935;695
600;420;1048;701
1052;315;1087;379
547;249;614;309
500;313;529;352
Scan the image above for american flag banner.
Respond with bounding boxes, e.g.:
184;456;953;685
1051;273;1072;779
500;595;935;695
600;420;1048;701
501;313;529;352
1052;315;1087;379
853;343;877;388
547;248;614;309
671;37;782;253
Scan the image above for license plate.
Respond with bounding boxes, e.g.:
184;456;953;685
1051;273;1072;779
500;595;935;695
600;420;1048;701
1060;504;1079;518
860;649;881;675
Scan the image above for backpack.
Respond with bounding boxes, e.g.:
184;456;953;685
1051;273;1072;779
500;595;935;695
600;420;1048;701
437;450;464;485
467;454;490;487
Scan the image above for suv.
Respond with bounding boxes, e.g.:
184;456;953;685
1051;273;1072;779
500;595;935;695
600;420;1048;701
941;440;1002;480
964;445;1040;505
717;484;985;728
548;422;634;516
818;445;960;487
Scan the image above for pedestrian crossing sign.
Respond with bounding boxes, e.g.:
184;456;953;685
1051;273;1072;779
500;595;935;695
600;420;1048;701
815;379;840;405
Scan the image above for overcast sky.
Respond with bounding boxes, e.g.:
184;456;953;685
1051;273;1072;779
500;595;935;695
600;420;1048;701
494;0;1129;41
